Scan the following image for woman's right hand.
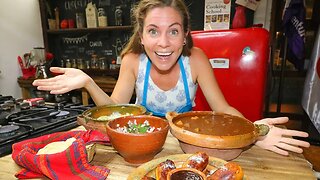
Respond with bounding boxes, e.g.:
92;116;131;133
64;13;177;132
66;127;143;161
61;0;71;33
32;67;92;94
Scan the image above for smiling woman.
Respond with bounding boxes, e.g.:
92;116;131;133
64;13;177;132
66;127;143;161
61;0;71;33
33;0;310;157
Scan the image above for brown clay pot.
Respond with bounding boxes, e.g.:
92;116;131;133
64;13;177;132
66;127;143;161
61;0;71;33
106;115;169;164
166;111;269;160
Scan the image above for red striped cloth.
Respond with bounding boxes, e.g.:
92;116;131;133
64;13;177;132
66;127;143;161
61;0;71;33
12;130;110;179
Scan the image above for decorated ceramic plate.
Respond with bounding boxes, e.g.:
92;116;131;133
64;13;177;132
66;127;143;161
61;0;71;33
127;153;246;180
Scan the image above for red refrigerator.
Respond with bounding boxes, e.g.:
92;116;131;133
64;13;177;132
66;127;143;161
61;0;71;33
191;27;270;122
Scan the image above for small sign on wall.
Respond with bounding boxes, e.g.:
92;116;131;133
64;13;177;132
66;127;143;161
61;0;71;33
235;0;260;11
204;0;231;30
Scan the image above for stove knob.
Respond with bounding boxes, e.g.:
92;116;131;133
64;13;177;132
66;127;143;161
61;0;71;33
4;100;15;108
1;103;11;111
36;99;46;107
57;103;64;110
19;102;31;110
15;98;24;104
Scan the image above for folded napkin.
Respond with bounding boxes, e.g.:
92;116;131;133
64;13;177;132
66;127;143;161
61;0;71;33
12;130;110;180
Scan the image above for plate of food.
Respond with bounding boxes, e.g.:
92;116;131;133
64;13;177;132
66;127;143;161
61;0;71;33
128;152;245;180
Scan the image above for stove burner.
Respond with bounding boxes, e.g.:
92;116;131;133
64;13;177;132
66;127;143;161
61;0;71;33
52;110;70;117
0;94;93;157
17;111;59;122
0;125;19;137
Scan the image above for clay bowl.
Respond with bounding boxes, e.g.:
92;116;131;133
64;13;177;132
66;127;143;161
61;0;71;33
77;104;146;133
166;111;269;160
106;115;169;164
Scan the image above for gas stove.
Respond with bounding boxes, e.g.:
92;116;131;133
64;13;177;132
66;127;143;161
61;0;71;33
0;94;93;157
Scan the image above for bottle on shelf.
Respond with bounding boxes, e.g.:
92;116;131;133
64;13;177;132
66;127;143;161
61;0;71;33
98;8;108;27
76;13;86;28
86;2;98;28
54;7;60;30
115;6;123;26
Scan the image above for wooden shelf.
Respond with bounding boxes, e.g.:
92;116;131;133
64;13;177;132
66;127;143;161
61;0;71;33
47;26;133;34
82;68;119;78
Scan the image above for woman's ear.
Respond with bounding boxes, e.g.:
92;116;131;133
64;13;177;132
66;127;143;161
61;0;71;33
184;31;190;45
139;32;144;45
185;30;190;38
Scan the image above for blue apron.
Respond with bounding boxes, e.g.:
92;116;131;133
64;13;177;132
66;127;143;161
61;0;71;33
141;56;192;117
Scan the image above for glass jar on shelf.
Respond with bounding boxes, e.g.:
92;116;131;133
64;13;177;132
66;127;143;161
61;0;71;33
77;58;84;69
91;54;99;69
99;57;107;70
71;59;77;68
65;59;72;68
85;60;91;69
60;59;65;68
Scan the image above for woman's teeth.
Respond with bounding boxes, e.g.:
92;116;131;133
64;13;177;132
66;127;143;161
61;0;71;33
156;52;173;57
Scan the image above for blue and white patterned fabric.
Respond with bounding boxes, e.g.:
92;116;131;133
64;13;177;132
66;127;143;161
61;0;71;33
135;53;198;117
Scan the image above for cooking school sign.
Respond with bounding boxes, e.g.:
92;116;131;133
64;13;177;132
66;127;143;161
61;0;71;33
204;0;231;30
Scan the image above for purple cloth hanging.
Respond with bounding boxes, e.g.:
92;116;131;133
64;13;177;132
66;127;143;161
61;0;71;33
282;0;306;71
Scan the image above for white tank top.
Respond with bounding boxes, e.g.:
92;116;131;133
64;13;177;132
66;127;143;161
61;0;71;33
135;54;198;115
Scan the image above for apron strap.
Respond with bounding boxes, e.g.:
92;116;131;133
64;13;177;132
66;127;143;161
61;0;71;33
178;57;192;105
142;59;151;106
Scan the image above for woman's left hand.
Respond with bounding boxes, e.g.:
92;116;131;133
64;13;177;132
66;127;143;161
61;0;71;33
254;117;310;156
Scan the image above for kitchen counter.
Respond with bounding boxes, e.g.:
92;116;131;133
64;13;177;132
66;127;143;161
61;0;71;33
17;76;117;105
0;127;316;180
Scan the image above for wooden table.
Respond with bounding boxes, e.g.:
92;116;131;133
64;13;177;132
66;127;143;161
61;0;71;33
0;127;316;180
